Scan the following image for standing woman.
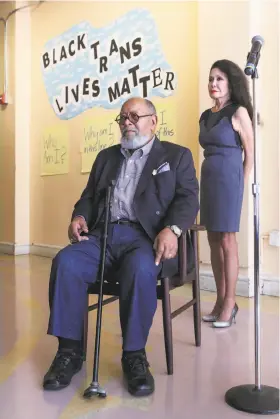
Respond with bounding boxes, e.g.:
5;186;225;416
199;59;254;328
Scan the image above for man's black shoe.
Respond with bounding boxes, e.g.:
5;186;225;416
43;349;83;390
122;352;155;397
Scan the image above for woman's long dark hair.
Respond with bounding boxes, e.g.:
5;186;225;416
211;59;253;120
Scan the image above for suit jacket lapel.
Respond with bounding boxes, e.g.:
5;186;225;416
134;137;167;199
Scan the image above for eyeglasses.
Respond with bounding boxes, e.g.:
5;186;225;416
115;112;154;125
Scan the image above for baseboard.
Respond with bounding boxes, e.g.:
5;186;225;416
0;242;30;255
0;242;14;255
200;270;253;297
0;242;62;258
30;244;63;258
200;270;280;298
262;275;280;297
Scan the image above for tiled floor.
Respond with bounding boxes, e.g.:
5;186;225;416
0;254;279;418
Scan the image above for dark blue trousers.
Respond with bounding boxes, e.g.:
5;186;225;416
47;224;160;351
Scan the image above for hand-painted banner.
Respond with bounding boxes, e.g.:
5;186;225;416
41;9;177;120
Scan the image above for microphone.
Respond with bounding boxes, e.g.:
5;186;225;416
244;35;264;76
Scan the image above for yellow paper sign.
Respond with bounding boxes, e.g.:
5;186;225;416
153;97;177;143
41;125;69;176
81;111;120;173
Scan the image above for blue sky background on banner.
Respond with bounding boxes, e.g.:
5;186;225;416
41;9;177;120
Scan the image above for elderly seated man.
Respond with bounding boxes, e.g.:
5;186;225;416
43;96;199;397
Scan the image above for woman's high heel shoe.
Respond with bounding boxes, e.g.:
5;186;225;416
212;303;239;328
202;313;218;322
202;303;223;322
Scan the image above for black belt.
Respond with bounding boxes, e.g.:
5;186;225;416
111;219;140;226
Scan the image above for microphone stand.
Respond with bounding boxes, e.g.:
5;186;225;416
225;50;279;414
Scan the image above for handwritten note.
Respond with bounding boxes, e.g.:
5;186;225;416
154;97;177;142
81;111;120;173
41;125;69;176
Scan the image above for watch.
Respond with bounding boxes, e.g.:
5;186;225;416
166;225;182;238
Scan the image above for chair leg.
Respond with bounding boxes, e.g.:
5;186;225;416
191;230;201;347
81;295;89;361
161;277;173;375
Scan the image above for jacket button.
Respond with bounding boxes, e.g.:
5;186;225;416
156;211;160;215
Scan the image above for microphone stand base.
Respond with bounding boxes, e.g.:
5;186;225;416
225;384;279;415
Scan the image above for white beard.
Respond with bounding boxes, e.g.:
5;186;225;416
120;134;150;150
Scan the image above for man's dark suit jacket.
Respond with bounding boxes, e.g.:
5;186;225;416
72;137;199;277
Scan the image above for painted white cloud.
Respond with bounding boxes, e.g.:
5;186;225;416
41;8;177;120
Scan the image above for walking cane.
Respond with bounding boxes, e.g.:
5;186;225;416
83;183;113;399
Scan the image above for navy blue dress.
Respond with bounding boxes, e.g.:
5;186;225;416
199;104;244;232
